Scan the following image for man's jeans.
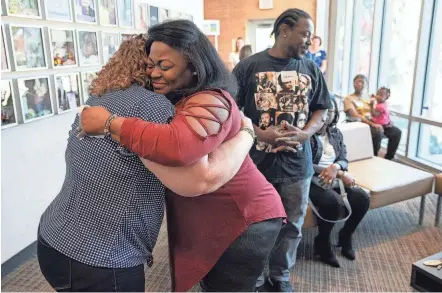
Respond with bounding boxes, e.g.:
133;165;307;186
256;177;312;286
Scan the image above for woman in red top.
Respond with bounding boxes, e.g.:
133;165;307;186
81;20;288;292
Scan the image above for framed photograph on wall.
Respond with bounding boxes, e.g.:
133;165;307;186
120;33;134;43
10;25;47;71
44;0;72;22
117;0;133;28
49;29;77;67
169;10;183;20
202;20;220;36
1;80;18;129
98;0;117;26
6;0;42;18
77;30;100;66
18;76;53;122
81;71;98;103
159;8;169;22
74;0;97;24
149;6;159;26
102;33;120;63
55;73;81;113
1;26;11;72
134;1;148;30
183;14;193;22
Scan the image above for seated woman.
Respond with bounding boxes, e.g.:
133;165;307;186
37;35;255;292
310;98;370;268
80;21;288;292
344;74;400;159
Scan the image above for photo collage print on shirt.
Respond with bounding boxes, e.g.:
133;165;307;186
254;70;312;152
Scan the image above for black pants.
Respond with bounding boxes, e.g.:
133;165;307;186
200;217;282;292
309;184;370;243
37;235;145;292
371;125;402;160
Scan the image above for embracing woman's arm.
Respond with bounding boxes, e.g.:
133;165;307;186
81;93;234;167
142;127;253;197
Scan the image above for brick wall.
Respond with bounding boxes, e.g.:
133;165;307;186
204;0;317;64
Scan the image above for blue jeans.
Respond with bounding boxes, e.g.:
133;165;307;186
37;235;145;292
257;177;311;286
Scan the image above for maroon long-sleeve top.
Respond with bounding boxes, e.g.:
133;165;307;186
120;89;286;291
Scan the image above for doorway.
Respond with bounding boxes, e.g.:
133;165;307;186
247;19;275;54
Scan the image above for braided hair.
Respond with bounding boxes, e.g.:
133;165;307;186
271;8;312;38
379;86;391;98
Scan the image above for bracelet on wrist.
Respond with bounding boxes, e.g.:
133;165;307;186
240;127;256;141
104;114;118;135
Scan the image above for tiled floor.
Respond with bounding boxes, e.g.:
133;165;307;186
2;194;441;292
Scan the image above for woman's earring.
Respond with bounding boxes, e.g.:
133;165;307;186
193;72;197;76
284;34;287;38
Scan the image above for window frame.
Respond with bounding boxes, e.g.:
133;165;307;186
418;0;442;122
327;0;442;170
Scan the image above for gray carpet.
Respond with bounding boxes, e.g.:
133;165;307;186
2;194;441;292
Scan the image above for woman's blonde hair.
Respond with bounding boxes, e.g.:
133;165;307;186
89;34;150;97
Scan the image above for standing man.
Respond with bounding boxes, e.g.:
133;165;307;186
233;8;331;292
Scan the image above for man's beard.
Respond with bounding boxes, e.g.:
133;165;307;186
287;45;299;59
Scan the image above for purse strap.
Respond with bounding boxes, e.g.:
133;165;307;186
308;178;352;223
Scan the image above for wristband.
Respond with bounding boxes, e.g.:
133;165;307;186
104;114;118;135
240;127;256;141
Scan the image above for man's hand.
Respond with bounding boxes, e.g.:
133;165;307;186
271;142;300;153
274;121;309;147
254;124;297;145
254;123;299;153
319;164;339;185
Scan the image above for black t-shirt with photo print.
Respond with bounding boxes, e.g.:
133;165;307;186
233;49;331;184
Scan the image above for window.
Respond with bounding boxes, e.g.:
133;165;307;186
378;0;423;114
328;0;442;170
421;44;442;123
421;1;442;123
355;0;375;77
333;21;345;95
332;0;354;96
333;1;347;96
417;124;442;166
389;115;408;154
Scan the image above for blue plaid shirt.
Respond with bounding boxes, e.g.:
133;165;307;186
39;85;175;268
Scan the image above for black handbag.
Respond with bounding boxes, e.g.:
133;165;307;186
309;177;352;223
